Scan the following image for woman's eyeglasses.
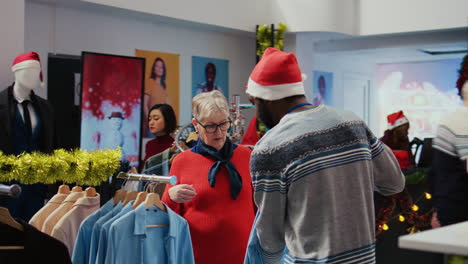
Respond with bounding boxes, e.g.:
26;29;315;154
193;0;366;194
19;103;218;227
196;119;231;133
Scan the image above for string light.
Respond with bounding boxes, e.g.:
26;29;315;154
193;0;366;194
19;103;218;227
412;205;419;211
399;215;405;222
382;224;389;231
424;192;432;199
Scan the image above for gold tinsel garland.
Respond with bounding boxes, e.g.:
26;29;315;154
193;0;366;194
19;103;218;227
0;148;121;186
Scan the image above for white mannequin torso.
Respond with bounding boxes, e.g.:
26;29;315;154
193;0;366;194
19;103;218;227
13;68;41;131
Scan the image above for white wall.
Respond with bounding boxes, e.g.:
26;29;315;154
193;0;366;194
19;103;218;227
0;0;25;89
270;0;358;35
87;0;468;35
82;0;271;32
24;1;256;125
359;0;468;35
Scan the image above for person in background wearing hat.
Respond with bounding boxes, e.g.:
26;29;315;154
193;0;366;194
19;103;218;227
430;54;468;228
0;52;56;221
375;110;416;237
162;90;255;264
244;47;404;264
380;111;413;170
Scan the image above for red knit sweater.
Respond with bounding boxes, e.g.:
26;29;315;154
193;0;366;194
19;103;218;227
143;134;174;164
162;145;255;264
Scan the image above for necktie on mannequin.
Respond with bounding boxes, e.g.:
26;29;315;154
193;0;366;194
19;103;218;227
21;100;33;138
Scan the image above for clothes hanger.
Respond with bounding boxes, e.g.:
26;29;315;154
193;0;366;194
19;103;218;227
132;192;147;209
57;184;71;194
85;187;97;197
144;193;165;212
144;193;168;228
0;207;25;250
122;191;138;207
71;186;83;192
113;189;127;206
0;207;23;232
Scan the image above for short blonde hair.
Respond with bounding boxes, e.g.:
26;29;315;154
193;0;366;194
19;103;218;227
192;90;229;121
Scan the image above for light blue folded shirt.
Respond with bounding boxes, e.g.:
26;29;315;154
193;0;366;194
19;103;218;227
72;199;114;264
95;201;134;264
105;203;195;264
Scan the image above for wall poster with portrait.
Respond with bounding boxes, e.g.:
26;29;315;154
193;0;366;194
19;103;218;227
192;56;229;98
80;52;145;168
312;71;333;106
135;49;180;161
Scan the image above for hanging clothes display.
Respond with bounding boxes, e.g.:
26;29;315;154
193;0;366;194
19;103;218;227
88;200;124;264
50;189;100;255
0;218;72;264
29;185;71;230
0;183;71;264
95;200;135;264
42;188;85;235
105;203;194;264
71;174;194;264
72;198;115;264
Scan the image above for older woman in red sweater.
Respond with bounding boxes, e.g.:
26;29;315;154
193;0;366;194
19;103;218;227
162;90;255;264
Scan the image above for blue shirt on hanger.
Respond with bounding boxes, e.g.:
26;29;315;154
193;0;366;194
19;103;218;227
89;201;123;264
72;199;114;264
105;203;195;264
95;201;135;264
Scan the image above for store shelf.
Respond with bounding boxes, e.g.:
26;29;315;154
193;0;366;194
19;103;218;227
398;221;468;256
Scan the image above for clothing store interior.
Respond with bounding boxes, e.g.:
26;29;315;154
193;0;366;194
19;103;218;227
1;0;467;263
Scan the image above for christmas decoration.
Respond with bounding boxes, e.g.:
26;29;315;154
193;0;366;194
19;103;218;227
375;170;434;237
256;23;287;58
0;148;121;186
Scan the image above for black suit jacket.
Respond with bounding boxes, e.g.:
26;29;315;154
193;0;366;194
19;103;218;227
0;84;55;155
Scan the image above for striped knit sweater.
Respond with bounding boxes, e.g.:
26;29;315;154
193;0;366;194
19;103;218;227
431;106;468;225
247;105;404;264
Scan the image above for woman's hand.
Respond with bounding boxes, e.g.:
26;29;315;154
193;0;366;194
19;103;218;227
168;184;197;203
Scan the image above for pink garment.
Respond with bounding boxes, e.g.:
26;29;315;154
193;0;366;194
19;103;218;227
51;194;101;255
29;193;69;230
42;191;84;235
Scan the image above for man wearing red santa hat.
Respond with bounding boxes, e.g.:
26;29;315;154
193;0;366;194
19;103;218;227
244;47;404;264
0;52;55;222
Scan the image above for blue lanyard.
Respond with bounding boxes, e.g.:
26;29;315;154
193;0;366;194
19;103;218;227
286;103;312;114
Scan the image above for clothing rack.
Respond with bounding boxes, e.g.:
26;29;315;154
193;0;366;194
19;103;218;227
116;172;177;185
0;184;22;198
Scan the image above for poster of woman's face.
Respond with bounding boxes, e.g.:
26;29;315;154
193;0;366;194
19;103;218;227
135;49;180;141
312;71;333;106
80;52;144;168
192;56;229;98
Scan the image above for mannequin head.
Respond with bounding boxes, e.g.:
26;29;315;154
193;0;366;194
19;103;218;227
14;68;41;92
11;52;44;98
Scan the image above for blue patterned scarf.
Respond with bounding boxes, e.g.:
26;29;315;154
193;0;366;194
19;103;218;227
192;137;242;200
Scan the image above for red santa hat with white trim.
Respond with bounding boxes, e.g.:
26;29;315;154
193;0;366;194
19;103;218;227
387;110;409;130
11;52;45;88
246;47;306;101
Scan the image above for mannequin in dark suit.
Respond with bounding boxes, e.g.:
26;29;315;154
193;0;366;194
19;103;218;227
0;52;55;221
